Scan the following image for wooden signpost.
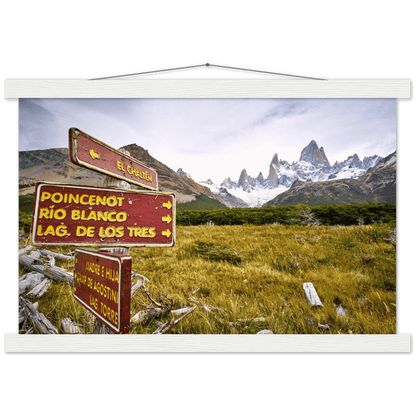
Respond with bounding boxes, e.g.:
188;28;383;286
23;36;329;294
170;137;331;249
69;127;158;191
29;128;176;334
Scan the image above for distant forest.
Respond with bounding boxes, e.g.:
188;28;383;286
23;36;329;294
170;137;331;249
177;203;396;226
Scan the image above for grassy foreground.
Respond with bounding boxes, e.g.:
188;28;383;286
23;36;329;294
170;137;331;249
21;222;396;334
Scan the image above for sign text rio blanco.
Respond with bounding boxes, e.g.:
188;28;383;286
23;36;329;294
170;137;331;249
73;249;132;334
31;183;176;247
69;127;158;190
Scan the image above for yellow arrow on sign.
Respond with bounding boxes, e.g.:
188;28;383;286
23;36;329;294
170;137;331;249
162;214;172;224
162;200;172;209
162;229;171;238
90;148;100;159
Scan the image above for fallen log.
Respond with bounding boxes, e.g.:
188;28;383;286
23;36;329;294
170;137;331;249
39;249;74;261
19;253;73;285
19;297;58;334
27;278;51;299
19;272;45;295
19;302;38;326
19;245;34;256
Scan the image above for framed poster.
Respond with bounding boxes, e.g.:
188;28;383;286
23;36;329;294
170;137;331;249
5;77;411;352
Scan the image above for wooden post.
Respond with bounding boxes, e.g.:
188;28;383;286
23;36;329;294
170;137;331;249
92;147;131;332
100;147;131;257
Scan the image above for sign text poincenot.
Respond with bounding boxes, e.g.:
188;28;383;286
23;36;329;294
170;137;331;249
31;183;176;246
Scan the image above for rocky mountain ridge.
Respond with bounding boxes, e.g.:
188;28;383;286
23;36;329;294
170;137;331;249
264;151;396;206
219;140;383;194
19;141;395;209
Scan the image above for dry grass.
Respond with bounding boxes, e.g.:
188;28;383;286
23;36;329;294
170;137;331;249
22;223;396;334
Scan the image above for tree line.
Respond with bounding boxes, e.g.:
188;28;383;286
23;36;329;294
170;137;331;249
176;203;396;226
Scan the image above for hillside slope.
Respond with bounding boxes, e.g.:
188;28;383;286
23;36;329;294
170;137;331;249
19;145;233;206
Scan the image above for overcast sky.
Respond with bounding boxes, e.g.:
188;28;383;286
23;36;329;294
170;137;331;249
19;98;396;183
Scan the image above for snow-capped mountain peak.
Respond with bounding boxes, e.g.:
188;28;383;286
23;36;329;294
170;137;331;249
199;141;387;208
177;168;193;180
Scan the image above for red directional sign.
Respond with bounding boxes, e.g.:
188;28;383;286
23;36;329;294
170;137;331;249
69;128;158;190
73;249;131;334
31;183;176;247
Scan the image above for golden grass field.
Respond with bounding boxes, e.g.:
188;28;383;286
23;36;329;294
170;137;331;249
21;222;396;334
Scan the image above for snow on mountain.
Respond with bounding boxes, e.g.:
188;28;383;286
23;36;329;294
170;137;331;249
201;180;288;208
197;140;387;208
177;168;193;180
375;152;396;168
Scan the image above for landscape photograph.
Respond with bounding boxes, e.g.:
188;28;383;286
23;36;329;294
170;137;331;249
18;98;397;335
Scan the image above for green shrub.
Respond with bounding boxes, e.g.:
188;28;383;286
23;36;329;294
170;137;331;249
186;241;242;265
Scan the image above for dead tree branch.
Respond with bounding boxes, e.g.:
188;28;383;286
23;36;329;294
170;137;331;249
19;297;58;334
153;306;197;334
38;249;74;261
19;251;74;285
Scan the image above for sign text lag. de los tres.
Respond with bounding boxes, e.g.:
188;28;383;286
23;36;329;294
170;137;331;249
69;127;158;191
31;183;175;247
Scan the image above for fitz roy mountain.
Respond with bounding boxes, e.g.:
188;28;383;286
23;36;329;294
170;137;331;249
264;151;396;207
199;140;390;207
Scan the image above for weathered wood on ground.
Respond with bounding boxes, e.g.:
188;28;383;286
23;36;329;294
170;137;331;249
303;282;323;307
19;245;34;256
19;302;38;326
27;278;51;299
171;306;195;316
39;249;74;261
19;297;58;334
19;253;74;285
61;317;83;334
19;272;45;295
131;279;145;295
131;307;168;325
153;306;197;334
130;274;200;333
